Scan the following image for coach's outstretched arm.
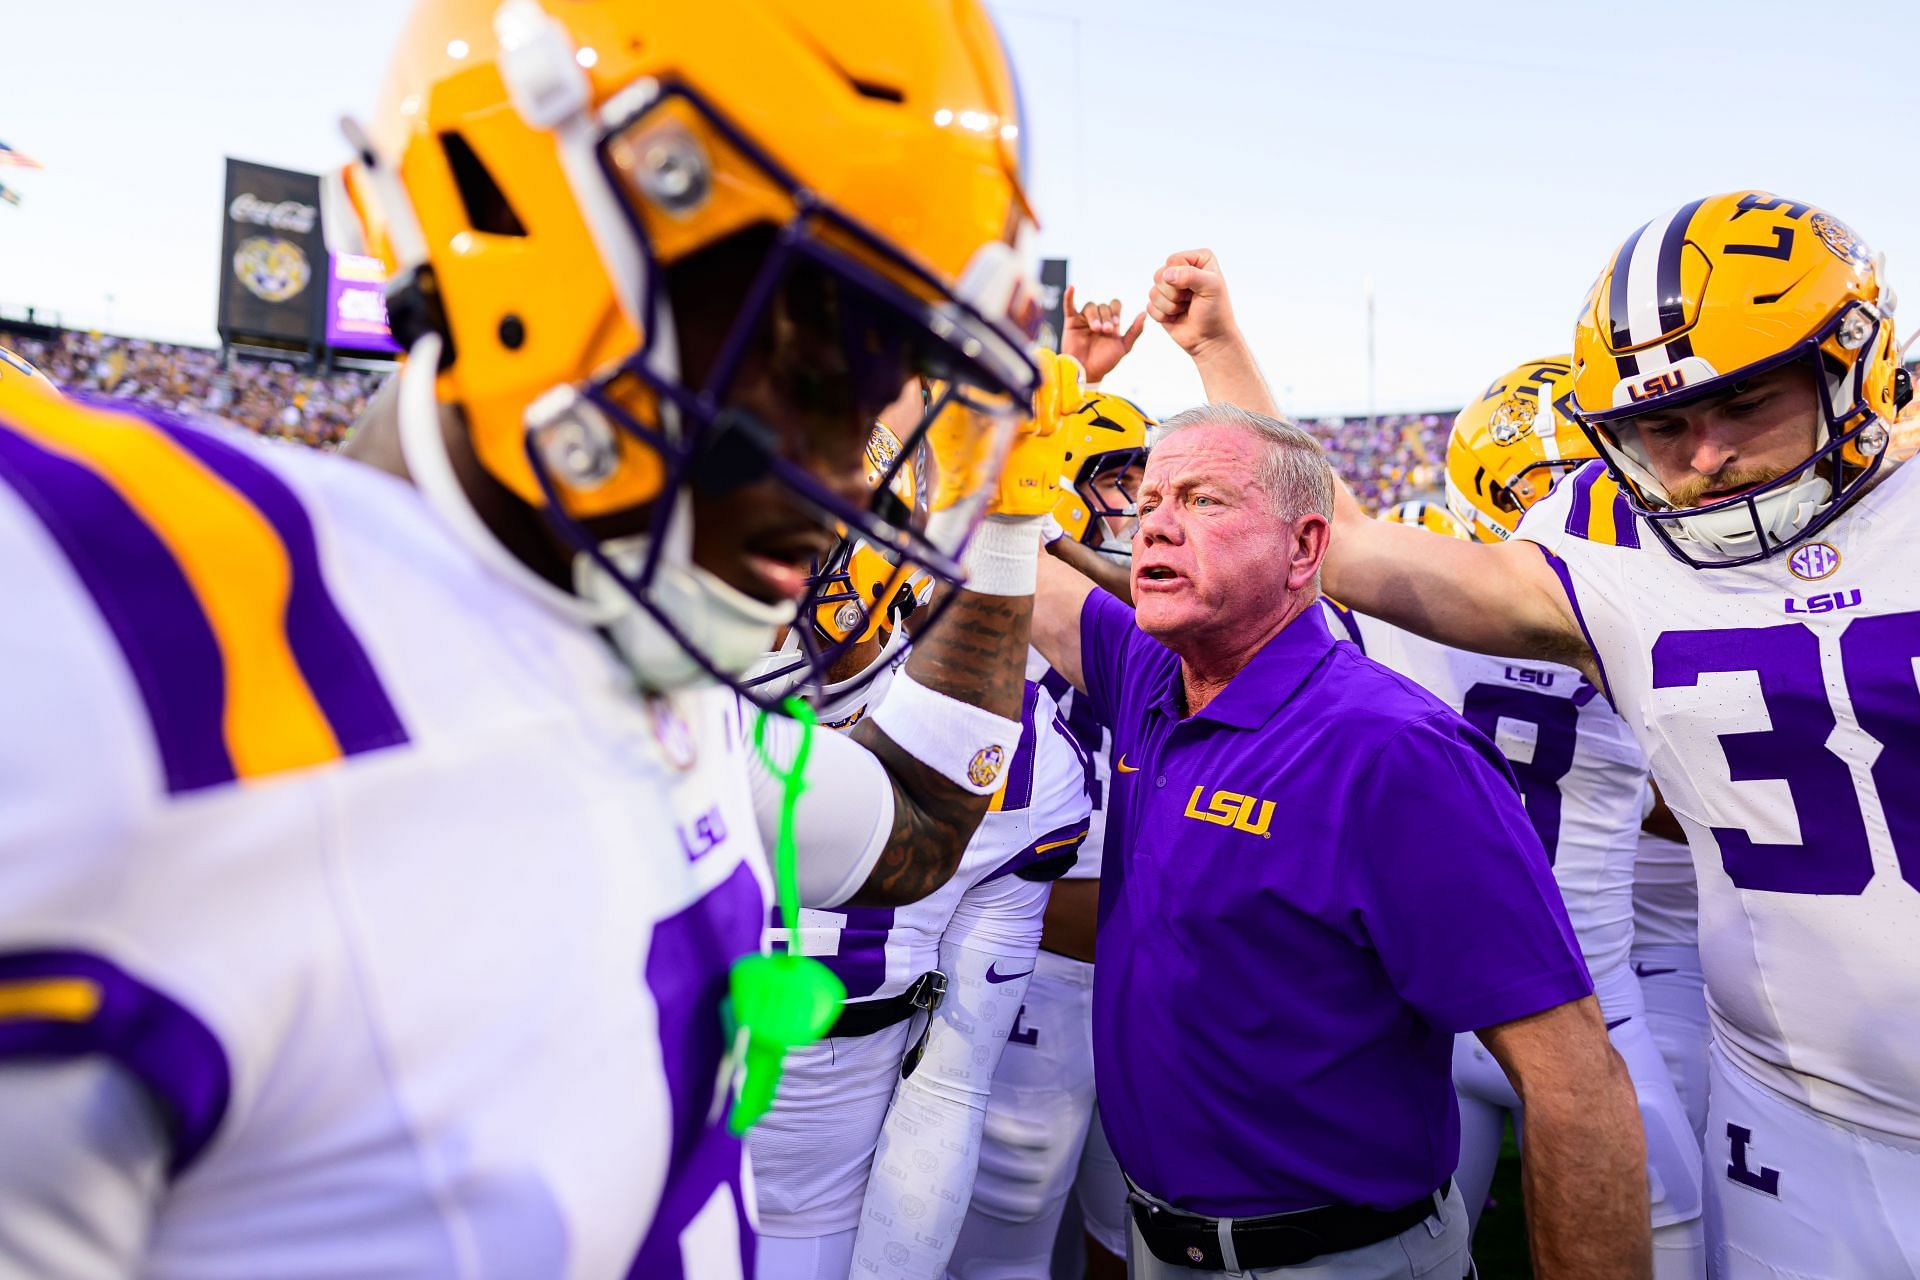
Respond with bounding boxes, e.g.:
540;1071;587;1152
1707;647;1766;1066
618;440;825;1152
1147;249;1595;676
1480;999;1653;1279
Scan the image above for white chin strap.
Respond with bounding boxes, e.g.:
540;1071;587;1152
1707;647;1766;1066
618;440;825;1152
576;526;790;691
1611;416;1832;555
1673;475;1830;552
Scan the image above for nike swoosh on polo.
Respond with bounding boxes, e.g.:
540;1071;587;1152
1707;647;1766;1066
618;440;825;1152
1115;756;1139;773
1605;1016;1631;1032
1632;963;1678;979
986;963;1034;984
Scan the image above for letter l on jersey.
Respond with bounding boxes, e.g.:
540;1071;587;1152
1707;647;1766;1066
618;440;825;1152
1184;786;1275;836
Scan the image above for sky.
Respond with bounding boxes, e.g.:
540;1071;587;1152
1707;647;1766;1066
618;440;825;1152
3;0;1917;416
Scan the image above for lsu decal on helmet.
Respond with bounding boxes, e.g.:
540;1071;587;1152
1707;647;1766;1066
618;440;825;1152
1445;356;1595;543
1378;499;1471;540
1052;389;1152;555
342;0;1042;699
1569;190;1912;568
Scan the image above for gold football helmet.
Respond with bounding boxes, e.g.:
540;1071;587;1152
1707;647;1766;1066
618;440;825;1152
344;0;1041;695
1568;191;1911;567
1378;498;1470;540
1445;356;1595;543
1051;390;1151;554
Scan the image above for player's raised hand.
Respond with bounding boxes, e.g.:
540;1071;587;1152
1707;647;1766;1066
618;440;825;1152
1148;248;1239;359
1060;284;1146;383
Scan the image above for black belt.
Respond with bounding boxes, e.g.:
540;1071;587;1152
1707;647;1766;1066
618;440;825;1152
1128;1178;1451;1271
825;970;947;1078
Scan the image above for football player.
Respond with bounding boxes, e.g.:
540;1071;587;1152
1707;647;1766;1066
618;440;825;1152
950;386;1152;1280
1161;192;1920;1277
749;398;1091;1280
0;4;1060;1278
1635;791;1710;1147
1360;366;1703;1277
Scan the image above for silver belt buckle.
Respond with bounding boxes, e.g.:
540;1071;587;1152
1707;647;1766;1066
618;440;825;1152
911;969;948;1013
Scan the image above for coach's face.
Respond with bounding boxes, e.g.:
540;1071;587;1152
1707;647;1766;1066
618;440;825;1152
1133;423;1300;654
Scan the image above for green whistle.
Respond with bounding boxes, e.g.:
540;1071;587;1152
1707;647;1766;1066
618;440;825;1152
725;697;847;1135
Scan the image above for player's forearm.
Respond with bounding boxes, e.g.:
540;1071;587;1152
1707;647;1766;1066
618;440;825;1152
1048;534;1131;603
1191;333;1279;418
1517;1055;1651;1280
848;585;1030;905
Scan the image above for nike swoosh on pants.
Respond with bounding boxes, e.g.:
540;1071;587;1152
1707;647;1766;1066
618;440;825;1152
986;963;1034;984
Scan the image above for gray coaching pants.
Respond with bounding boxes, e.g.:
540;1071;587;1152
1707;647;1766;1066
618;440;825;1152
1125;1183;1469;1280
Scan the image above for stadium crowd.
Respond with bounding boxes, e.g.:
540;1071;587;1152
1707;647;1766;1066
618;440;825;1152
0;326;383;448
0;322;1452;511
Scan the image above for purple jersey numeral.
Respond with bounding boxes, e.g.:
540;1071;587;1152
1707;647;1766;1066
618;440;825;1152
819;907;895;1000
1651;623;1874;894
1839;611;1920;893
1461;683;1579;863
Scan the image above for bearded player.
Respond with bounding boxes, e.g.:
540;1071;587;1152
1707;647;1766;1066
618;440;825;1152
1358;368;1704;1277
0;4;1061;1277
1158;193;1920;1277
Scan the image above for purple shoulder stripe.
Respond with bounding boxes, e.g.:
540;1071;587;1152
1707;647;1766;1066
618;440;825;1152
1564;460;1604;540
0;949;231;1175
142;413;408;760
0;422;236;792
1610;486;1641;549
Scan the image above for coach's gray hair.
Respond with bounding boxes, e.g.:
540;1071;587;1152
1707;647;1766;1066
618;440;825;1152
1151;402;1334;523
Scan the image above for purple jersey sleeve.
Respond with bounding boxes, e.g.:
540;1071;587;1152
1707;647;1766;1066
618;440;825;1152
1345;713;1593;1033
1079;589;1159;730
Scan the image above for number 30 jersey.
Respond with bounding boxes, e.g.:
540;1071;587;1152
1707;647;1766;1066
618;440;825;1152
1328;605;1649;981
1517;457;1920;1138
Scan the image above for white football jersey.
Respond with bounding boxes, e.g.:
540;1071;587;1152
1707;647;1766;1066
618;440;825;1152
1026;647;1110;881
1633;831;1699;952
753;673;1091;1242
773;678;1091;1006
0;393;769;1278
1518;456;1920;1137
1330;601;1650;977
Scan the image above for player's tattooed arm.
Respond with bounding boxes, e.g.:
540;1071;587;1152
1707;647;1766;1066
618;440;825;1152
846;586;1032;906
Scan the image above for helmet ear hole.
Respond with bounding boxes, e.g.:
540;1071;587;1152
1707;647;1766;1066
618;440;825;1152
1895;365;1914;411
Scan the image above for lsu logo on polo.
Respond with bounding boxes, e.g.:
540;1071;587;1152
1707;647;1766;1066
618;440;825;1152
1184;786;1275;836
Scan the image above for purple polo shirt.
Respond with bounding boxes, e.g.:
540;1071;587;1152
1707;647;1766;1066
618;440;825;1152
1082;591;1589;1216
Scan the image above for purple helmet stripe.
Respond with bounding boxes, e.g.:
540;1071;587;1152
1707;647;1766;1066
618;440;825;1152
0;948;232;1175
0;421;235;793
1654;198;1708;337
1607;219;1650;351
141;415;410;763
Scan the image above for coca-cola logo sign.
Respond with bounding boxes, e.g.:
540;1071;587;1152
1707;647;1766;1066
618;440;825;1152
228;191;318;234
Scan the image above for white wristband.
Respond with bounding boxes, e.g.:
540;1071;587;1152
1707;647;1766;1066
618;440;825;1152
958;515;1043;596
869;672;1024;796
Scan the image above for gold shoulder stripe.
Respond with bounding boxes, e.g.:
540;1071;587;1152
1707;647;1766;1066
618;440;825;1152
13;398;342;778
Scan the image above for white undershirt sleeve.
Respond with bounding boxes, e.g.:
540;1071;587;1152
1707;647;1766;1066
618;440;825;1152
0;1058;168;1280
750;711;896;910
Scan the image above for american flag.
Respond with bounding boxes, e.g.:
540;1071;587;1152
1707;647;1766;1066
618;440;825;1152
0;140;43;169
